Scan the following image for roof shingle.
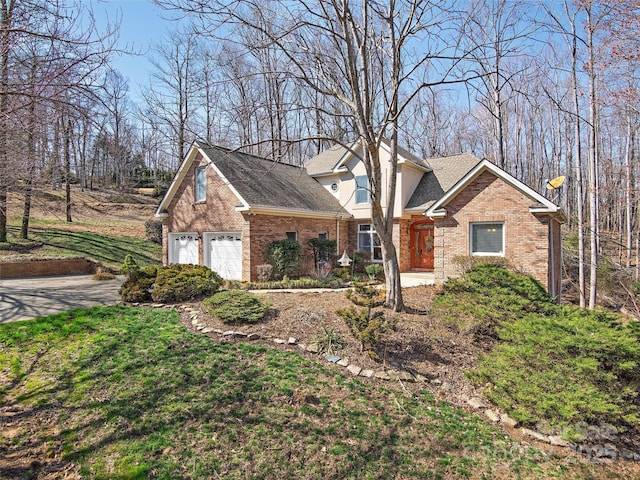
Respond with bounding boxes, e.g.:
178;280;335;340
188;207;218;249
201;145;349;215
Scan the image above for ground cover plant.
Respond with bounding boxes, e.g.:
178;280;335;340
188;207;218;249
434;264;640;437
203;290;270;323
1;305;620;479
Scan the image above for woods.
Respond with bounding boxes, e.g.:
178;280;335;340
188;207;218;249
1;0;639;309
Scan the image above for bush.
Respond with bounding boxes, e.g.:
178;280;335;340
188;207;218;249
203;290;270;324
265;239;302;279
471;308;640;430
256;264;273;282
310;327;347;355
337;284;393;355
145;220;163;245
308;238;337;270
119;265;157;302
432;264;556;334
151;264;222;303
365;264;384;282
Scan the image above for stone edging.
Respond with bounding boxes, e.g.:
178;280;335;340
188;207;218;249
157;303;640;463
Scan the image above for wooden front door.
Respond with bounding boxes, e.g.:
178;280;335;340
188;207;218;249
411;222;434;270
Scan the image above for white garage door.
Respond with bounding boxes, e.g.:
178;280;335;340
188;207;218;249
207;232;242;280
169;233;198;264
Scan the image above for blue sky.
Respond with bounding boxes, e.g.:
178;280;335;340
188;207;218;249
89;0;180;101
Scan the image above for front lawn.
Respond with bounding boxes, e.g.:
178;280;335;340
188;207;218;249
0;306;613;479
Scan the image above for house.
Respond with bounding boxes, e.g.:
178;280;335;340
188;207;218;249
156;140;566;296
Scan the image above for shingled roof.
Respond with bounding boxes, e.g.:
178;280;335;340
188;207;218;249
305;138;430;176
405;153;481;210
200;145;349;216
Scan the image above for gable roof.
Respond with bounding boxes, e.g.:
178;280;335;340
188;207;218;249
405;153;482;210
156;143;350;219
424;158;566;221
305;138;430;177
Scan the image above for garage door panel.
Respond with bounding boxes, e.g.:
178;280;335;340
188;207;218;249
169;233;198;265
208;232;242;281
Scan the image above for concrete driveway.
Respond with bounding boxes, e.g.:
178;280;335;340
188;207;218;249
0;275;126;323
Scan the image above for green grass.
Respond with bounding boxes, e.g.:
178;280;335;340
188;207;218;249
0;225;160;268
0;306;601;479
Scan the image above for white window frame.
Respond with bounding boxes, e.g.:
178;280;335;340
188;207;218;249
195;166;207;202
470;222;505;256
355;175;370;204
358;224;382;262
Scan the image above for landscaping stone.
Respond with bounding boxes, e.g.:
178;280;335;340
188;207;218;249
247;333;261;340
196;325;204;331
521;428;549;443
374;371;390;380
387;370;400;381
201;327;213;333
467;397;486;409
360;369;375;378
429;378;441;385
500;414;519;429
591;444;619;460
234;332;248;338
306;344;320;353
288;337;297;344
191;319;199;325
549;435;571;448
397;371;415;382
212;329;225;335
347;365;362;376
273;338;286;344
484;409;500;423
223;330;236;337
336;358;349;367
326;355;341;363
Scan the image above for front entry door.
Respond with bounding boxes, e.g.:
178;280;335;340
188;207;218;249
411;222;434;270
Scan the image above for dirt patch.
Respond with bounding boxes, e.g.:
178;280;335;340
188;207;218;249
185;286;493;404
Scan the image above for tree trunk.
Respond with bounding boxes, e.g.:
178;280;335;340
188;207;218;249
65;117;72;223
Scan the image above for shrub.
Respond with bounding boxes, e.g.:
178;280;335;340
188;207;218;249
432;264;556;334
92;271;115;281
256;264;273;282
471;308;640;430
119;265;157;302
265;239;302;279
151;264;222;303
308;238;337;270
310;327;347;355
203;290;269;324
337;284;393;355
144;219;163;245
365;264;384;282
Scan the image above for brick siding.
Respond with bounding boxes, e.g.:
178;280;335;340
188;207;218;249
433;170;552;289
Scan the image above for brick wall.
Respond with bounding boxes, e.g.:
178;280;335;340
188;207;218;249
433;170;553;289
163;152;350;281
162;152;249;275
247;215;346;279
0;259;96;279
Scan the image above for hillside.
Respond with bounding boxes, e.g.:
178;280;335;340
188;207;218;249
1;187;161;268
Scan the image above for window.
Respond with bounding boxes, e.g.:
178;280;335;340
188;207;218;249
355;175;370;204
286;231;298;241
471;223;504;256
358;224;382;261
318;232;328;240
195;167;207;202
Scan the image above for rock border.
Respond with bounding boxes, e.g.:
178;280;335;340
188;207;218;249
147;302;640;464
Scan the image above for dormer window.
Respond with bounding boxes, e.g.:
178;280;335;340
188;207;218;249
355;175;370;204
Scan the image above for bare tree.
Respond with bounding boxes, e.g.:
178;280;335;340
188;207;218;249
154;0;482;311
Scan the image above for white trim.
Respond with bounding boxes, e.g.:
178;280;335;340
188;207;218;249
425;159;561;218
155;143;251;217
236;205;352;220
